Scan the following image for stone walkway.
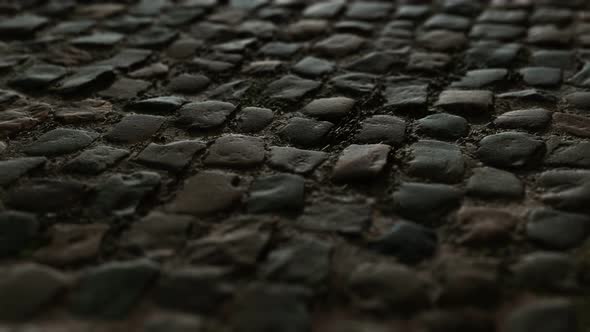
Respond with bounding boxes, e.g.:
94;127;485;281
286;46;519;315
0;0;589;331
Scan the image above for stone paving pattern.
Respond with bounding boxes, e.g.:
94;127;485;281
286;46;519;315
0;0;590;331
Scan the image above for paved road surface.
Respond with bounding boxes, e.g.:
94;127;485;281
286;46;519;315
0;0;588;331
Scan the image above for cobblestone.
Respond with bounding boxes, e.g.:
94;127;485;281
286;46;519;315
0;1;589;330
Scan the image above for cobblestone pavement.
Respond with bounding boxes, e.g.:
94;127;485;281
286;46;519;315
1;0;590;330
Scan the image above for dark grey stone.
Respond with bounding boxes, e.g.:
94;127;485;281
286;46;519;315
204;135;265;168
167;38;203;59
23;128;99;156
348;262;430;312
465;41;521;67
467;167;524;199
71;32;124;47
303;0;345;18
260;42;300;58
330;73;376;93
213;38;256;53
302;97;355;120
65;146;129;174
56;65;114;94
384;84;428;109
105;114;165;144
231;284;311;332
297;200;371;234
69;260;160;319
451;69;508;88
268;146;327;174
313;33;364;57
261;237;331;285
393;182;463;221
0;157;47;186
408;52;451;71
345;1;392;20
7;179;87;212
417;29;467;52
537;170;590;212
177;100;236;130
247;174;305;213
469;24;524;41
564;92;590;109
546;141;590;168
407;140;465;183
512;252;578;292
424;14;470;31
356;115;406;145
527;207;590;249
332;144;391;182
236;107;273;133
495;108;552;131
135;140;206;171
144;314;204;332
568;62;590;87
154;267;233;312
279;117;333;147
0;14;48;38
477;132;545;168
503;300;578;332
436;90;494;115
519;67;562;87
168;171;247;215
91;171;161;217
49;19;96;36
128;96;187;114
292;56;335;77
100;78;151;99
532;50;575;69
0;264;66;321
0;211;38;257
370;221;437;264
168;74;210;94
416;113;468;139
345;51;402;74
9;64;67;90
98;48;152;69
128;26;179;48
265;75;321;101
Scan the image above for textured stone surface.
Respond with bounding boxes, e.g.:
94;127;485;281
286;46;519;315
105;114;165;144
467;167;524;199
177;101;236;130
0;1;589;329
477;132;546;168
168;171;247;215
0;264;67;320
246;173;305;214
356;115;406;145
204;135;265;168
407;140;465;183
0;211;39;257
302;97;355;119
268;146;327;174
332;144;391;182
526;207;590;249
65;146;129;174
503;300;578;332
69;259;159;319
416;113;468;139
135;140;206;172
436;90;494;115
0;157;47;186
23;128;99;156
